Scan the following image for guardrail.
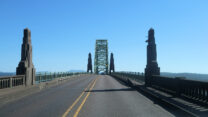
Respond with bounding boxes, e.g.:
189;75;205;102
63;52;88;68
111;72;208;103
151;75;208;102
0;75;25;89
35;72;89;83
111;72;145;83
0;72;89;89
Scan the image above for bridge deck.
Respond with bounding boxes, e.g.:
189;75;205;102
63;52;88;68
0;75;174;117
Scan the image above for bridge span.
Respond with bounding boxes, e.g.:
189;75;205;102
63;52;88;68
0;75;175;117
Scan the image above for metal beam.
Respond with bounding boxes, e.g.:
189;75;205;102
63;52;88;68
94;40;108;74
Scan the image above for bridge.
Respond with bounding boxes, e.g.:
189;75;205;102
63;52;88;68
0;28;207;117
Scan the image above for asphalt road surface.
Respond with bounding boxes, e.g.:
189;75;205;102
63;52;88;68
0;75;174;117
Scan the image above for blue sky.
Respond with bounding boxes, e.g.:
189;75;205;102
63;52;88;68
0;0;207;73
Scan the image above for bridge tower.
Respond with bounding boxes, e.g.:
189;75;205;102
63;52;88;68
16;28;36;85
87;53;93;73
109;53;115;74
145;28;160;86
94;40;108;74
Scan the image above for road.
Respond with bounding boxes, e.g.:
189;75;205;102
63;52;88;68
0;75;174;117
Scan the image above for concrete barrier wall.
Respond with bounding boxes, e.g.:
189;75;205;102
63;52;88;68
151;75;208;102
0;73;89;89
111;72;208;103
0;75;25;89
111;72;145;83
35;72;89;84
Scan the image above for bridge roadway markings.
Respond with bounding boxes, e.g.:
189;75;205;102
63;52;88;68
73;77;98;117
62;77;98;117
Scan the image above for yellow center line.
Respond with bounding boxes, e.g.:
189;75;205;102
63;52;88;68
73;78;98;117
62;78;96;117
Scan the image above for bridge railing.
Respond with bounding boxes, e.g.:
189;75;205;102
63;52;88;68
111;72;208;102
111;72;144;83
151;75;208;102
35;72;88;83
0;75;25;89
0;72;89;89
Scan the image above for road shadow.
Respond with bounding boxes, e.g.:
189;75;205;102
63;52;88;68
85;88;135;92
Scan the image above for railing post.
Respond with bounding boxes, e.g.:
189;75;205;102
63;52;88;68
53;72;55;80
39;73;42;83
10;77;13;88
175;77;181;96
23;75;26;86
45;72;47;82
50;72;52;81
4;80;6;88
